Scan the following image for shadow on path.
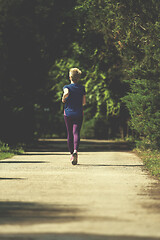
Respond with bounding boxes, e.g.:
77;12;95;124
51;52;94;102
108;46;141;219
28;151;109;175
0;201;83;225
0;201;125;226
0;161;47;164
0;178;26;180
0;201;159;240
25;139;133;153
78;164;144;167
0;233;159;240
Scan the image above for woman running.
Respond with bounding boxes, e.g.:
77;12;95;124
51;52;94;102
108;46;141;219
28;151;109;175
62;68;86;165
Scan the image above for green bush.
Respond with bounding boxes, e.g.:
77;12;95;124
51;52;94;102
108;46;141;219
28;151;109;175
0;141;24;160
136;149;160;179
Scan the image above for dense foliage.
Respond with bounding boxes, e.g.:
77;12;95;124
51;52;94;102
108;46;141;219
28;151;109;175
0;0;75;142
0;0;159;149
75;0;160;147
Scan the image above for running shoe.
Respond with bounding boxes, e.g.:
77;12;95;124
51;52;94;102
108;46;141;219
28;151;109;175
71;152;78;165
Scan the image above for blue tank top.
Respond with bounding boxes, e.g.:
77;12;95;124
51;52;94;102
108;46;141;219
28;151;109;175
63;83;86;117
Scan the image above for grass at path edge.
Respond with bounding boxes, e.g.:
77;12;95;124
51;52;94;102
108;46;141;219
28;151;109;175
124;139;160;180
0;141;24;160
0;152;14;160
134;149;160;180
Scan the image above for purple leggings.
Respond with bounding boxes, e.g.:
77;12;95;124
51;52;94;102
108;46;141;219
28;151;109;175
64;115;83;154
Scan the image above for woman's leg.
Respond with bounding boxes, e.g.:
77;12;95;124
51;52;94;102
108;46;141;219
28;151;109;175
73;116;83;151
64;116;74;154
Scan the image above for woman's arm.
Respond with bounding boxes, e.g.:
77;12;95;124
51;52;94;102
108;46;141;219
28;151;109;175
83;95;86;106
62;88;69;103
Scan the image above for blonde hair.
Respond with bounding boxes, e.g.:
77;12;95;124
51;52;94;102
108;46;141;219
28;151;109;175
69;68;82;83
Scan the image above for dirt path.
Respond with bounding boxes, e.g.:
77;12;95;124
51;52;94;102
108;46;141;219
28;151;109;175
0;139;160;240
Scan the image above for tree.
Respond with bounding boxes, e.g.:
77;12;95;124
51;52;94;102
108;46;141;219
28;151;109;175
73;0;160;147
72;0;129;138
0;0;76;143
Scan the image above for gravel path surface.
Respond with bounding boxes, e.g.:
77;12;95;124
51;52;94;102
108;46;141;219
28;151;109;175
0;139;160;240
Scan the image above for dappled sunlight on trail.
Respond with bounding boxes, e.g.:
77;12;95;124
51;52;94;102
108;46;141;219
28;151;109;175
0;139;160;239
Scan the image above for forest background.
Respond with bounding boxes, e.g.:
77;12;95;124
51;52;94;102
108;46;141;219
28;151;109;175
0;0;160;151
